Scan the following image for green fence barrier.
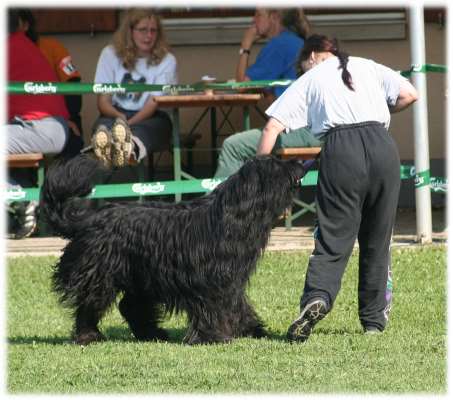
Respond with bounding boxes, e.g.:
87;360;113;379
7;64;446;96
399;165;447;193
3;170;316;202
5;166;446;202
400;63;447;77
7;79;297;96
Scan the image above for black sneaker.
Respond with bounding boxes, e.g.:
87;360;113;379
364;326;382;335
287;298;327;343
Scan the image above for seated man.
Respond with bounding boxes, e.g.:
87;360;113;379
214;8;322;179
7;10;70;239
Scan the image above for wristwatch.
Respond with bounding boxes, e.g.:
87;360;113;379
239;48;251;55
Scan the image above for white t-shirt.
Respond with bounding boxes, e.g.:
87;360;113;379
94;45;178;111
266;56;407;139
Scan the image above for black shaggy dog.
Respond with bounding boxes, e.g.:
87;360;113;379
40;154;305;346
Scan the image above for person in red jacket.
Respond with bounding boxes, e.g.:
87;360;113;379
7;9;70;239
16;8;84;157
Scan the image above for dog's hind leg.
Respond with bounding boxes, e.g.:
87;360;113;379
74;304;107;345
118;292;168;342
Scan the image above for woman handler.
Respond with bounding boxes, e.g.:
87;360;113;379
257;35;418;342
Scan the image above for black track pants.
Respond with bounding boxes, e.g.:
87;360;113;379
300;121;401;331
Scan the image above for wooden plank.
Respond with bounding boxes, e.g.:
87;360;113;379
155;93;262;108
7;153;44;168
276;147;321;160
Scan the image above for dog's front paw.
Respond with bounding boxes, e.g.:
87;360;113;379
183;330;232;345
247;324;267;338
74;330;106;346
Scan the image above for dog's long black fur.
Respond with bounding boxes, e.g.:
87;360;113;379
40;154;305;345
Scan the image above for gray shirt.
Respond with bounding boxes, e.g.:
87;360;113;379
265;56;407;139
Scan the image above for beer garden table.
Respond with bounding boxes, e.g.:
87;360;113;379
155;92;262;201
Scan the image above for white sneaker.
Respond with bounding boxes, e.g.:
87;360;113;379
111;118;133;168
92;124;112;168
9;201;38;239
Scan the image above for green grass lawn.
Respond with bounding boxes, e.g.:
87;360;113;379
6;246;446;394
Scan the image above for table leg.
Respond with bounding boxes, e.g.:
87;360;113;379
171;108;182;202
210;106;217;176
243;105;251;130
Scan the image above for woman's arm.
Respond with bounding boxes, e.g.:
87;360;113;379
127;97;158;125
257;117;286;155
389;79;419;113
97;94;127;120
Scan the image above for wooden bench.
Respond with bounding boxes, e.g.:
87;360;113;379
7;153;44;168
276;147;321;160
7;153;45;188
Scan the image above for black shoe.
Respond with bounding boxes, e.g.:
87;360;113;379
287;298;327;343
364;326;382;335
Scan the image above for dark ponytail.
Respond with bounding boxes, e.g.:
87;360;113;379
297;34;354;91
330;38;354;91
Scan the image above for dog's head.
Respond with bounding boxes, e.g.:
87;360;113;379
240;155;306;191
215;155;306;220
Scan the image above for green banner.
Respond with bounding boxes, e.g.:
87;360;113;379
401;63;447;77
7;82;203;96
6;80;294;96
5;166;446;203
430;177;447;193
7;64;446;95
414;169;431;188
400;164;416;180
5;171;318;202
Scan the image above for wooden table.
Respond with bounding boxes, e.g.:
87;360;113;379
156;93;262;201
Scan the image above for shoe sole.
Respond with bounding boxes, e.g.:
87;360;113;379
11;201;38;239
92;126;112;167
111;119;132;167
287;299;327;343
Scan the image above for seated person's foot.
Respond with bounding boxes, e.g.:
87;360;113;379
92;124;112;168
8;201;38;239
111;118;133;168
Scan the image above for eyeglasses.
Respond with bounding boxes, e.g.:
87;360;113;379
133;27;158;35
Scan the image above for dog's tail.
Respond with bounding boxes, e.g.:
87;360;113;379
40;154;102;238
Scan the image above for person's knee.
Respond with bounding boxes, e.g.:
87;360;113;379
222;129;261;150
221;135;236;152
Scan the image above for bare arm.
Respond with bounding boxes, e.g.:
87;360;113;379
97;95;127;120
97;95;158;125
127;97;158;125
389;79;419;113
236;26;259;82
257;117;286;155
